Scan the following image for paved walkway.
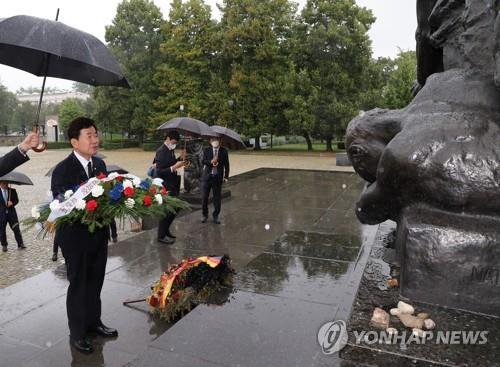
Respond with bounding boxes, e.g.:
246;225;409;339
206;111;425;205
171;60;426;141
0;148;352;288
0;168;376;367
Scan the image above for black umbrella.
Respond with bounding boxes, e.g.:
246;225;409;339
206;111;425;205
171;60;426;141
157;117;217;138
0;13;129;151
210;125;245;147
0;171;33;185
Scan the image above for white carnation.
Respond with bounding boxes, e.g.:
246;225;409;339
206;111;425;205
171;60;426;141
123;179;133;189
152;178;164;187
49;200;61;211
91;185;104;198
64;190;74;199
75;199;86;210
132;177;142;187
31;206;40;219
154;194;163;205
108;172;119;179
125;198;135;208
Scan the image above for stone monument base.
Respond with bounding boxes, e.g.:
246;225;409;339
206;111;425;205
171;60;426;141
180;189;231;206
340;223;500;366
397;207;500;317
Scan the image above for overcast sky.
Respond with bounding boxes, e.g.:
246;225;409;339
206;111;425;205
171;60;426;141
0;0;417;93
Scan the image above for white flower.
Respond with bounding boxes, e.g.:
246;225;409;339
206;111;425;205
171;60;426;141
132;177;142;187
49;200;61;211
125;198;135;208
154;194;163;205
123;179;133;189
108;172;119;180
91;185;104;198
64;190;74;200
152;178;164;187
75;199;86;210
31;206;40;219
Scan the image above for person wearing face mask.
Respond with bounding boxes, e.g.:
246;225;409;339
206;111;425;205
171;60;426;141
153;130;185;244
201;136;229;224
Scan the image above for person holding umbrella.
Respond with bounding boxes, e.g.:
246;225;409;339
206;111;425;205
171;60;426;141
0;132;40;178
0;181;26;252
201;135;230;224
153;130;186;244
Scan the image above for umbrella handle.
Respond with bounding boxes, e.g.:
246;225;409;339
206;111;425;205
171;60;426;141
31;126;47;153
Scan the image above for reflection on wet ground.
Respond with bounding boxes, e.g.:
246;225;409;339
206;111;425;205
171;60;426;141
0;168;376;367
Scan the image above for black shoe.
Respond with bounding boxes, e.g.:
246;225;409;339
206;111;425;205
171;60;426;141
51;252;58;261
88;324;118;338
201;216;208;223
70;338;93;354
213;217;220;224
158;237;175;245
165;231;176;239
112;237;118;243
2;246;6;252
18;244;26;249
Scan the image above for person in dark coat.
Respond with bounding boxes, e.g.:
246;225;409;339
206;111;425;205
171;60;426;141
0;181;25;252
0;131;40;177
51;117;117;355
201;136;229;224
153;130;185;244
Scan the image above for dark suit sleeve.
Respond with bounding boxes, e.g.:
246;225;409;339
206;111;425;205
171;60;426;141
0;147;29;177
202;148;212;167
224;149;230;179
10;189;19;206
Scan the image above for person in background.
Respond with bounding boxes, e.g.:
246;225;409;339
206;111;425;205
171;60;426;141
0;181;25;252
152;130;185;244
201;136;229;224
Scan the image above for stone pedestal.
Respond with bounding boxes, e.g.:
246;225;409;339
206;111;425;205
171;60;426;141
180;189;231;206
397;206;500;317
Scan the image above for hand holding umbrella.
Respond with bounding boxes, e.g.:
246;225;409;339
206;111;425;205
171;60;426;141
18;131;40;154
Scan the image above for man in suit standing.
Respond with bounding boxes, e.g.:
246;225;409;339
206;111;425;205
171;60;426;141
51;117;117;355
153;130;185;244
201;136;229;224
0;181;25;252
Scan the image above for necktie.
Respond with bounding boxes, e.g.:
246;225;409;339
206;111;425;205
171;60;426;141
2;189;7;202
87;162;94;178
212;149;218;175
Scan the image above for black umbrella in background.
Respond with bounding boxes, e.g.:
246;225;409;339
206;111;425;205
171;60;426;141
0;12;130;151
0;171;33;186
157;117;217;138
210;125;245;148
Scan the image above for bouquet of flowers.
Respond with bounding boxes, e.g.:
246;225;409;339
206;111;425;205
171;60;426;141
146;255;234;321
23;172;190;236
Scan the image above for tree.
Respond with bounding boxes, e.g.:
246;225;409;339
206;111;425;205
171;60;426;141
59;99;85;133
381;50;417;109
72;82;94;95
11;102;37;133
360;56;395;110
153;0;219;126
100;0;165;141
0;84;17;131
219;0;296;149
295;0;375;150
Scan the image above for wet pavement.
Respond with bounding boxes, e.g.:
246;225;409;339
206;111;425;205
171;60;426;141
0;167;375;367
0;147;352;288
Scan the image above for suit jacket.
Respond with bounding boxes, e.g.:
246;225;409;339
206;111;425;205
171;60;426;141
201;146;229;183
153;144;181;196
0;187;19;220
0;147;29;177
51;152;108;253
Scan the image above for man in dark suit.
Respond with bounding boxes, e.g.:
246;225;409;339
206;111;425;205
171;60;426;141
0;131;40;177
0;181;25;252
51;117;117;355
153;130;185;244
201;136;229;224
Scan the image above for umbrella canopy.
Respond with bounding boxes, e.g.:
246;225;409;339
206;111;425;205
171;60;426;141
45;161;128;177
210;125;245;147
157;117;217;138
0;15;129;87
0;171;33;185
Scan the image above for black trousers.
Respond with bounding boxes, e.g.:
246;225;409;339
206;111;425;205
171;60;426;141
60;244;108;339
0;210;23;247
157;188;179;239
202;175;222;218
109;220;117;239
